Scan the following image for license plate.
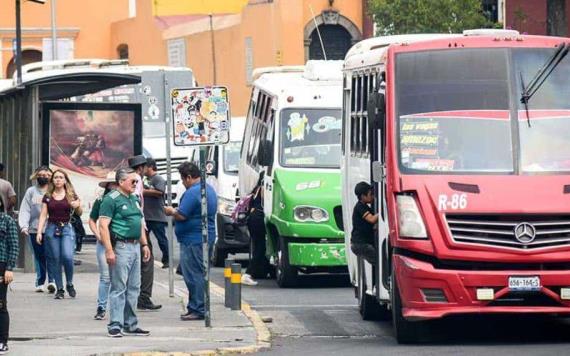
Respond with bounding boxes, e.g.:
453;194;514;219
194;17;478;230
508;276;541;291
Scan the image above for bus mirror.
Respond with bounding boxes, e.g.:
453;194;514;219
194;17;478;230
372;161;385;183
367;92;385;130
205;160;217;176
258;140;273;167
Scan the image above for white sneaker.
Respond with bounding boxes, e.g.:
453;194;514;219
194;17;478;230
241;274;258;286
35;285;44;293
46;283;56;294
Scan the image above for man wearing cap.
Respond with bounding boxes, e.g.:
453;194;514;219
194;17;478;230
128;155;161;311
89;171;118;320
99;168;151;337
351;182;379;265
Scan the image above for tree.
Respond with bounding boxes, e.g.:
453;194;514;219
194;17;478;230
368;0;495;35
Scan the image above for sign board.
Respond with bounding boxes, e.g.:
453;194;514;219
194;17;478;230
171;86;230;146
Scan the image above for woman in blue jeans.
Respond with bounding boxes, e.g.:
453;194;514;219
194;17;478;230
37;169;82;299
88;173;117;319
18;166;56;293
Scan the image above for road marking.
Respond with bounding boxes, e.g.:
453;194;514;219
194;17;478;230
253;304;357;309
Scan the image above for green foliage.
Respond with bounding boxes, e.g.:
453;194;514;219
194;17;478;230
368;0;495;35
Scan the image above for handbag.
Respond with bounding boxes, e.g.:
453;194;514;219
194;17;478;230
231;194;253;225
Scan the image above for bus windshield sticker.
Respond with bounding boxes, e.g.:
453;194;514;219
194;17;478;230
287;112;310;142
312;116;341;133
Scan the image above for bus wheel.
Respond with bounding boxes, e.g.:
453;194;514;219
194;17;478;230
358;258;390;321
276;236;298;288
211;244;227;267
391;272;420;344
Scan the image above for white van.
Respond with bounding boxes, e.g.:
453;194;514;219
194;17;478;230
206;117;247;266
239;61;346;287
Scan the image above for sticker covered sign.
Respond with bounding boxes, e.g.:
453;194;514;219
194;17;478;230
171;86;231;146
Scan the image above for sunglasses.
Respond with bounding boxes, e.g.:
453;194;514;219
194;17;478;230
130;179;139;185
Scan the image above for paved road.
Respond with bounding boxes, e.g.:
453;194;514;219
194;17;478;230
206;253;570;355
146;238;570;355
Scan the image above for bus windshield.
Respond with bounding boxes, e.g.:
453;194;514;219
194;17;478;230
396;47;570;174
280;108;342;168
223;141;241;173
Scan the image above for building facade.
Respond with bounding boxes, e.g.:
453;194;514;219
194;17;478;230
505;0;570;36
1;0;370;116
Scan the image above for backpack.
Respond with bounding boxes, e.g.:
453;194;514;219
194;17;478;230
231;194;253;225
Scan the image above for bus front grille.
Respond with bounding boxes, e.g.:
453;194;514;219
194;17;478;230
446;214;570;250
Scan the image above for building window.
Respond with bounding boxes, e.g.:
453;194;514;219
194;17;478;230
117;44;129;60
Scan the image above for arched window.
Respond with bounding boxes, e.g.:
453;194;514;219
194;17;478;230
304;10;362;61
6;49;43;78
117;44;129;60
309;25;352;60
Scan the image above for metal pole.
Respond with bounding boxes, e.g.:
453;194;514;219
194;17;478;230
199;146;211;327
15;0;23;87
209;14;217;85
50;0;57;60
230;263;241;311
163;71;175;297
224;258;233;308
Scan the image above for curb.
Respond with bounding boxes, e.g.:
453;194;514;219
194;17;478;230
124;268;271;356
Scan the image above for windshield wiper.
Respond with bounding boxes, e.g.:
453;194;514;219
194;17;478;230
520;42;570;127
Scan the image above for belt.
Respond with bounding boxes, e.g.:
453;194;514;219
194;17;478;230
117;239;139;244
50;221;70;227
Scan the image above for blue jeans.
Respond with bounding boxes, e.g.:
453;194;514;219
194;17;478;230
108;241;141;332
180;241;213;317
29;233;54;287
96;241;111;310
44;223;75;290
147;221;169;264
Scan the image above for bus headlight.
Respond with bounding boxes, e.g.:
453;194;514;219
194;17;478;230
218;198;236;216
294;206;329;223
396;195;427;239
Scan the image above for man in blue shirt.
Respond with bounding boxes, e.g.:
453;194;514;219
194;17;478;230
164;162;217;321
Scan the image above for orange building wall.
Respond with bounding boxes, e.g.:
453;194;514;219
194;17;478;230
111;0;167;66
0;0;128;78
181;0;364;116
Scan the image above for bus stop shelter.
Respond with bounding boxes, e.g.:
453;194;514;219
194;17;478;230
0;64;141;270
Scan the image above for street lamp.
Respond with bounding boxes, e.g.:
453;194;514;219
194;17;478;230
14;0;46;87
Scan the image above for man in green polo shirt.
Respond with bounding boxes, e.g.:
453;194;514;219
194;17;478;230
99;168;151;338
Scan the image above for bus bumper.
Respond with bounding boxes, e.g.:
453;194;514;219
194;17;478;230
288;242;347;267
394;254;570;321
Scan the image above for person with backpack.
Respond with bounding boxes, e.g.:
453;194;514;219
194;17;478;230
241;172;271;286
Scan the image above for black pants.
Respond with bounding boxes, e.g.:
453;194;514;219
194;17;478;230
138;237;154;305
246;210;271;279
351;242;377;265
0;263;9;344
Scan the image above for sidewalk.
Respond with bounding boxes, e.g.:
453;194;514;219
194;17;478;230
7;245;259;356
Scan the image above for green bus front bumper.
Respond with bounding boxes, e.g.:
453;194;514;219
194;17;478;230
287;243;346;267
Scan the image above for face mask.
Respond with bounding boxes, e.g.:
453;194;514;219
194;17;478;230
37;177;49;186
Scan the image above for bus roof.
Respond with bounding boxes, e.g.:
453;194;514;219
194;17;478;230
343;29;522;71
0;59;192;101
253;60;343;109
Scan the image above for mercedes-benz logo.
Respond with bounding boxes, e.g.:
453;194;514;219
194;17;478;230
514;222;536;244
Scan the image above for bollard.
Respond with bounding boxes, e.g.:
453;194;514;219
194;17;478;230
230;263;242;311
224;258;234;308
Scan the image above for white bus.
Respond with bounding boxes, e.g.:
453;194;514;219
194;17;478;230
239;60;346;287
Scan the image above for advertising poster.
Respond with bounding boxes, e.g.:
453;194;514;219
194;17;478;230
171;86;230;146
42;103;142;226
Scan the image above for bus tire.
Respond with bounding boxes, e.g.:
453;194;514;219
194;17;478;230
391;271;420;344
358;258;390;321
211;244;227;268
276;236;298;288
